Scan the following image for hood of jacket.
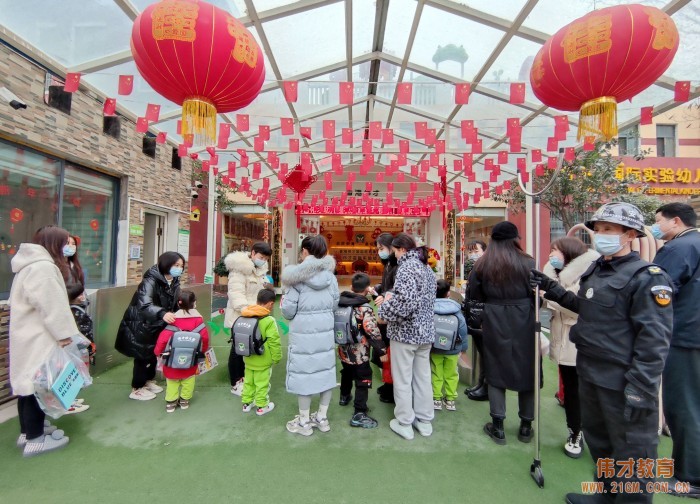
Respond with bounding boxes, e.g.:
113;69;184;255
543;249;600;289
339;291;370;307
398;248;423;266
434;297;461;315
11;243;55;273
174;308;203;319
224;251;267;276
281;255;336;290
143;264;170;285
241;305;271;317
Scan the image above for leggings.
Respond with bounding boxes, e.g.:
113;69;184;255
17;395;45;439
298;390;333;411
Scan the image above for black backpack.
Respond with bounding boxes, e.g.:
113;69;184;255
333;305;367;345
162;323;206;369
433;314;461;351
231;316;267;356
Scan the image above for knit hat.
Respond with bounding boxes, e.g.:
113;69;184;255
491;221;519;241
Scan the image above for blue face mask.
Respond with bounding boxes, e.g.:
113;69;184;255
549;256;564;270
378;250;391;260
63;245;76;257
169;267;183;278
253;258;267;268
650;223;665;241
594;233;623;256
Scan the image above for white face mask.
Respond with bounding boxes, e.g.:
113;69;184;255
468;253;480;261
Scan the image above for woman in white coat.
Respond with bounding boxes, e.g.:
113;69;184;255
224;242;271;395
543;237;599;459
9;225;82;457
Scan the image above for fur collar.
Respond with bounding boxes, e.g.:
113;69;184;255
543;249;600;289
281;255;336;286
224;251;267;276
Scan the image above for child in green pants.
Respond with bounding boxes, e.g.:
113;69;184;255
241;289;282;416
431;280;468;411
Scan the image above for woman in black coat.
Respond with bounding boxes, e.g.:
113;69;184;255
115;251;184;401
467;222;536;445
373;232;398;403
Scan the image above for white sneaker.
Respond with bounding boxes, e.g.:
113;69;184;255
444;399;456;411
286;416;313;436
23;431;69;458
65;403;90;414
73;398;85;405
413;419;433;437
242;402;254;413
144;380;163;394
390;419;414;440
256;402;275;416
129;387;157;401
564;429;584;459
230;380;244;397
309;412;331;432
433;399;443;410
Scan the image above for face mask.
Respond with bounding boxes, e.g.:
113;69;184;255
468;253;480;261
650;223;665;241
378;250;391;260
169;267;183;278
594;234;623;256
63;245;76;257
549;256;564;270
253;258;267;268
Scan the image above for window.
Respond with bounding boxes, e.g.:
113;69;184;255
656;125;676;157
618;126;639;156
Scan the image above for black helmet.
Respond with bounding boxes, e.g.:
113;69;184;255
585;202;646;237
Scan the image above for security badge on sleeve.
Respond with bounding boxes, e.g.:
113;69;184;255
647;266;672;307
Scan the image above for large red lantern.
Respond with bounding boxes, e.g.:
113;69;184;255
131;0;265;145
530;4;678;141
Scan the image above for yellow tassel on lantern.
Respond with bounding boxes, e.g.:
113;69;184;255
578;96;618;142
182;97;217;146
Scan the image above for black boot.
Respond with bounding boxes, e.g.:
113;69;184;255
339;394;352;406
467;381;488;401
483;417;506;445
465;376;484;395
518;419;533;443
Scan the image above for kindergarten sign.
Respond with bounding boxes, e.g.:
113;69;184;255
618;156;700;196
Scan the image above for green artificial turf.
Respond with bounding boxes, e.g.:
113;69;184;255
0;313;677;504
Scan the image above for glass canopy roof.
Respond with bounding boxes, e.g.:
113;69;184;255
0;0;698;199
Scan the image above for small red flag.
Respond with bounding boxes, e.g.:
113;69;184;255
424;129;436;146
517;157;527;171
362;139;372;154
228;162;236;179
463;153;473;171
289;138;299;152
323;120;336;139
254;136;265;152
490;171;498;182
201;160;210;172
640;106;653;125
498;151;508;164
547;137;558;152
382;128;394;144
339;82;354;105
415;122;427;139
369;121;382;140
64;73;81;92
283;81;298;102
177;120;182;135
674;81;690;102
300;127;312;140
145;103;161;122
564;147;575;162
325;140;336;153
429;155;438;168
136;117;148;133
435;139;445;155
178;144;188;157
183;134;193;148
218;123;231;144
209;155;219;166
509;137;522;153
397;82;412;104
237;114;249;131
472;140;482;155
532;149;542;163
281;118;294;136
455;83;470;104
453;159;463;172
521;171;530;184
258;125;270;141
399;139;409;154
118;75;134;95
342;128;353;145
510;83;525;104
103;98;116;116
583;136;595;151
507;117;520;136
548;156;558;168
535;164;545;177
156;132;167;144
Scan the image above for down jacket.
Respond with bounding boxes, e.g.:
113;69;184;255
9;244;81;396
378;249;436;345
223;251;268;329
543;249;600;366
115;265;180;360
280;255;339;395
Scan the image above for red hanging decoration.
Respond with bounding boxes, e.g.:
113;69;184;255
90;219;100;233
10;207;24;234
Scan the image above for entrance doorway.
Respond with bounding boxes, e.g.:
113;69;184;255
143;212;166;268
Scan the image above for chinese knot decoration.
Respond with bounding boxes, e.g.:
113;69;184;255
530;4;678;141
283;164;317;195
131;0;265;145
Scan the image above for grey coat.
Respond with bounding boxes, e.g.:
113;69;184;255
280;255;339;395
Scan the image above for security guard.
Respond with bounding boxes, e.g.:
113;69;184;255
531;202;673;504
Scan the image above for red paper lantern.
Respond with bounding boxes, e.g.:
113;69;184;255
10;207;23;234
131;0;265;145
530;4;678;140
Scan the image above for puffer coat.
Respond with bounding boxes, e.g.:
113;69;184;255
115;265;180;360
378;249;436;345
223;251;268;329
280;255;339;395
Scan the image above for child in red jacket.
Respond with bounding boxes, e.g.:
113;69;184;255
155;290;209;413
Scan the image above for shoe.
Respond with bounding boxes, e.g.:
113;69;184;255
412;419;433;437
65;403;90;414
483;418;506;445
144;380;163;394
433;399;443;411
73;398;85;405
166;401;177;413
129;387;157;401
230;380;244;397
256;402;275;416
350;412;378;429
467;383;489;401
389;419;414;440
466;378;485;395
564;429;584;458
242;402;254;413
309;412;331;433
22;431;70;458
17;425;65;449
339;394;352;406
518;420;533;443
444;399;456;411
178;399;190;410
286;416;313;436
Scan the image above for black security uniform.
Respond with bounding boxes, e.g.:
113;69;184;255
542;252;673;503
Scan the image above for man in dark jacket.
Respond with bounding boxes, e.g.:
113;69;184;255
651;203;700;498
532;202;673;504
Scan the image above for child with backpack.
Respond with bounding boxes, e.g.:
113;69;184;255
234;288;281;416
432;280;468;411
336;273;386;428
154;290;209;413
